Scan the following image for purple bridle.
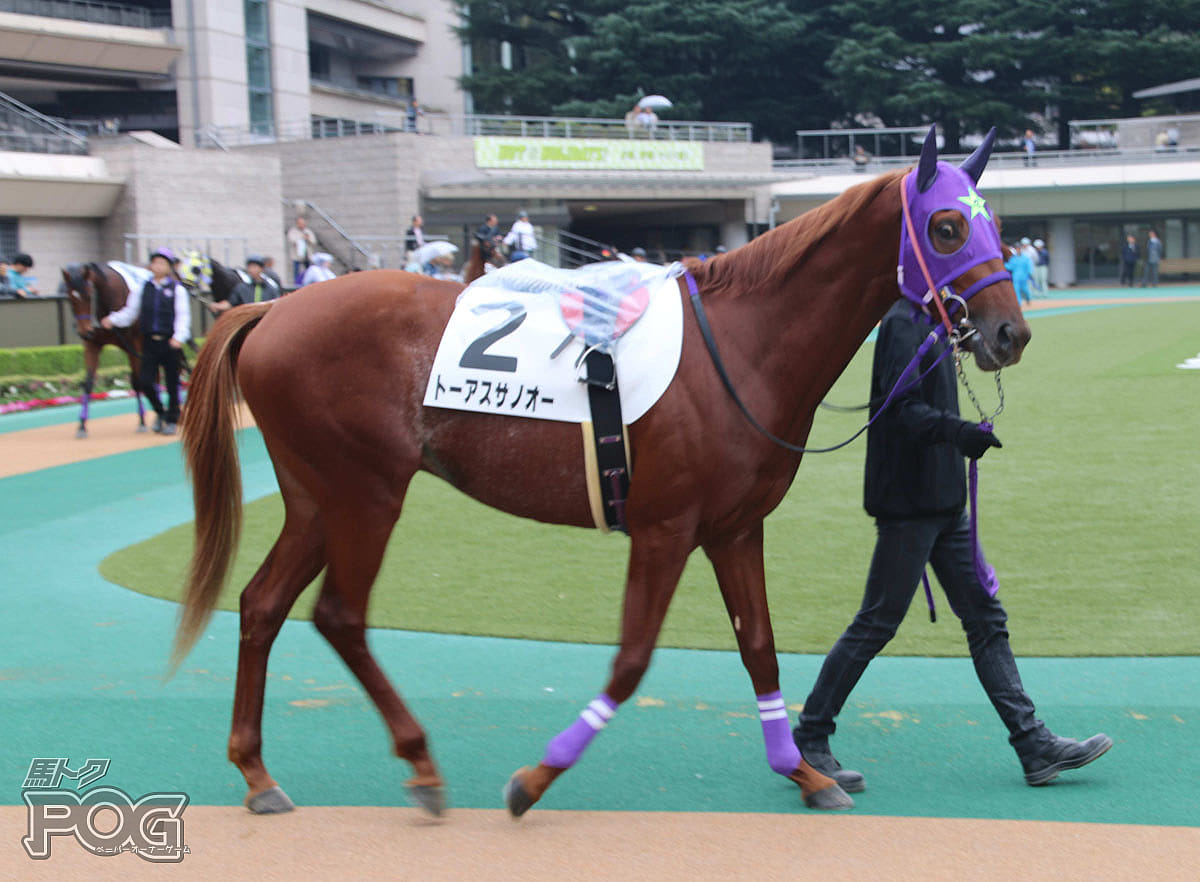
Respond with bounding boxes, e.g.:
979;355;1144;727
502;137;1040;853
898;126;1011;336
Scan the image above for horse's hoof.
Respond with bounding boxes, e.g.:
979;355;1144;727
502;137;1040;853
75;427;88;440
136;424;149;434
245;785;295;814
503;769;537;819
406;783;446;817
803;783;855;811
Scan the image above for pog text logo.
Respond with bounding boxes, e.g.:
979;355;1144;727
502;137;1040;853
21;758;189;862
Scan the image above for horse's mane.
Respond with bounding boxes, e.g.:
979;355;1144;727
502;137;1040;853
691;169;906;298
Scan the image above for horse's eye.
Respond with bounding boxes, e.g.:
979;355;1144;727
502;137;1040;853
936;222;957;240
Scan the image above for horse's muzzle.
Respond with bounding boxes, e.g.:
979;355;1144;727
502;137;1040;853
963;317;1031;370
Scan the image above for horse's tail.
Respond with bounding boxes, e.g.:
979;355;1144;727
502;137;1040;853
171;303;271;673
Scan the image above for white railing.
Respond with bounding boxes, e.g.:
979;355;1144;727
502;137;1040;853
773;145;1200;175
198;113;752;148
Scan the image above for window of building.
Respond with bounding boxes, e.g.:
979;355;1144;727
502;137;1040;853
310;44;331;81
355;76;412;100
0;218;17;259
244;0;273;135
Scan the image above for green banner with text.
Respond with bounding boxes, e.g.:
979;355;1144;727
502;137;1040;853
474;137;704;170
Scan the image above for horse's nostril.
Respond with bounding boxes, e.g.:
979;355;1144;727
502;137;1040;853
996;323;1012;355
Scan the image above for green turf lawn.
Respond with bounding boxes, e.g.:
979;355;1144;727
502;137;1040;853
100;302;1200;656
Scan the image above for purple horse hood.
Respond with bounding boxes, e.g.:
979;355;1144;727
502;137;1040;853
897;128;1008;315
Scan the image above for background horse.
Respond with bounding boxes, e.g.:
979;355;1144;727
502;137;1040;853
461;232;508;284
175;131;1030;817
60;258;241;437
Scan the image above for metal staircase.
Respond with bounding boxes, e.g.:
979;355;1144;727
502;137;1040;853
0;91;88;155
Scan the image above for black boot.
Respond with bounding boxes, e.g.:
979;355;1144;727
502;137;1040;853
794;732;865;793
1020;733;1112;786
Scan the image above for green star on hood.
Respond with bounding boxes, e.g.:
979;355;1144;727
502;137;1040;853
957;187;991;221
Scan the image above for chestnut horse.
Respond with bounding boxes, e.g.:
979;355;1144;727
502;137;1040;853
60;259;240;437
461;231;508;284
176;132;1030;817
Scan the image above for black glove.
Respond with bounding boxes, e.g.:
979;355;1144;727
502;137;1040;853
955;422;1002;459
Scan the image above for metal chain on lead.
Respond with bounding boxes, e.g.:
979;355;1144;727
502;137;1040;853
953;342;1005;423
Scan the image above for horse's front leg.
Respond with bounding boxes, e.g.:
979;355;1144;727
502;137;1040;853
76;343;100;439
504;528;692;817
704;522;853;810
128;344;148;431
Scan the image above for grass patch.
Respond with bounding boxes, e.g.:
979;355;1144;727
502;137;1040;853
99;302;1200;656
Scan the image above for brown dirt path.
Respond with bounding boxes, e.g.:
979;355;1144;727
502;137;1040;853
3;806;1198;881
0;405;255;480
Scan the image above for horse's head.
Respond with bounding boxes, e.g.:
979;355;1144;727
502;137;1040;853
899;126;1030;370
476;231;508;269
177;249;212;292
61;263;101;338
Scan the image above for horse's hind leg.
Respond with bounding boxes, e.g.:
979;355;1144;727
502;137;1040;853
704;523;852;810
311;501;445;816
505;530;691;817
228;486;326;813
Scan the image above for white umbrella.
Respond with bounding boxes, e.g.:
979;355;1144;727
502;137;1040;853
413;241;458;264
639;95;672;109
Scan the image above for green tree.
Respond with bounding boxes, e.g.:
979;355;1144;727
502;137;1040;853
556;0;837;143
458;0;593;115
1012;0;1200;146
824;0;1038;152
823;0;1200;150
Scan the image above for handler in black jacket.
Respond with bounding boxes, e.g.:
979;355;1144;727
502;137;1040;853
792;301;1111;793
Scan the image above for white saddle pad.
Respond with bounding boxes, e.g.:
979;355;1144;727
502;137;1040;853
107;261;152;296
423;261;685;423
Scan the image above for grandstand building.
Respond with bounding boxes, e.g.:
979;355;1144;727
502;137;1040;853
0;0;1197;328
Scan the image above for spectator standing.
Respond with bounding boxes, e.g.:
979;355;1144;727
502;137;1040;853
476;213;502;250
634;105;658;135
1032;239;1050;296
7;253;38;297
1023;129;1036;167
405;215;426;253
1119;234;1139;287
406;98;423;133
101;248;190;434
261;256;283;290
792;299;1112;792
300;252;336;287
1142;230;1163;288
503;210;537;260
210;256;280;315
0;259;12;297
1005;244;1034;305
286;217;317;286
852;145;871;172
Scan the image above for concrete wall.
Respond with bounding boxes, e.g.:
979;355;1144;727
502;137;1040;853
16;218;103;292
397;0;464;116
172;0;251;146
93;139;283;266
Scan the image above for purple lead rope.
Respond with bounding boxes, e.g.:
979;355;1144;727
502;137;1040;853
922;421;1000;622
969;420;1000;597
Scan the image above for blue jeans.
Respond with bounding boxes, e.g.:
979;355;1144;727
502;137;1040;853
797;511;1052;758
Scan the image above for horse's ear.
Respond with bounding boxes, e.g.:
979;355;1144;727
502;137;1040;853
959;127;997;184
916;125;939;192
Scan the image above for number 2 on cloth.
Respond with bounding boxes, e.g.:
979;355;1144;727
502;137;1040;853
459;301;527;373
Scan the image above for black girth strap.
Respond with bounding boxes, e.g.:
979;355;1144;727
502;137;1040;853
583;348;631;533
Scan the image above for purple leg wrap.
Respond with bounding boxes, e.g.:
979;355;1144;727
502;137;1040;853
758;691;801;775
543;694;617;769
